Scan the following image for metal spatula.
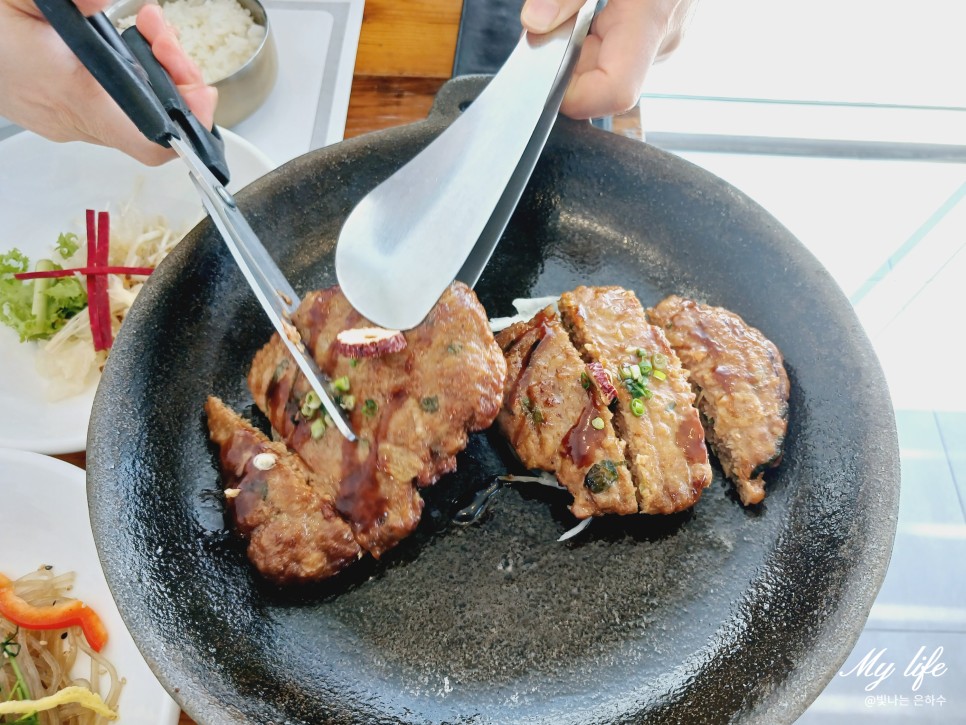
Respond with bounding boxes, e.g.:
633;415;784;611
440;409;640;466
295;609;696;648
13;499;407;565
335;0;598;331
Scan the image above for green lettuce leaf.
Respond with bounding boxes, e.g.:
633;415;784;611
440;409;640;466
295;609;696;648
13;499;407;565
55;232;80;259
0;247;88;342
0;248;35;341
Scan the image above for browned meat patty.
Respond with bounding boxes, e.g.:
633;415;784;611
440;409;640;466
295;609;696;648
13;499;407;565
241;281;506;565
559;286;713;514
247;333;425;558
647;295;789;506
496;307;637;518
205;396;362;585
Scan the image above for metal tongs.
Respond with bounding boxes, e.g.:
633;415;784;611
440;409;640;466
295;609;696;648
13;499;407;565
335;0;598;331
35;0;355;440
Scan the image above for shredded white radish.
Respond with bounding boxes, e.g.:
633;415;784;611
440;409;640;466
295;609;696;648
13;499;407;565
36;202;185;399
558;517;593;542
498;473;565;490
496;473;592;541
488;295;560;332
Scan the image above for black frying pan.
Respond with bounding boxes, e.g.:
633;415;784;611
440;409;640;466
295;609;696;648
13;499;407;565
88;76;899;724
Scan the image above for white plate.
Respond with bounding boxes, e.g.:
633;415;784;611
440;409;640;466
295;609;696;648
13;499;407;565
0;448;180;724
0;130;275;454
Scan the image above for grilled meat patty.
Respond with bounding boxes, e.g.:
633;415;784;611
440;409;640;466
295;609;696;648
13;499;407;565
647;295;789;506
559;286;713;514
496;307;637;518
209;282;506;582
205;396;362;585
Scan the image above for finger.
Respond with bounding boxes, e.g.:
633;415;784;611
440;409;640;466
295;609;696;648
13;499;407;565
177;83;218;130
62;74;180;165
136;4;216;129
0;5;176;165
136;5;203;85
520;0;588;34
560;0;668;118
571;31;600;76
89;110;180;165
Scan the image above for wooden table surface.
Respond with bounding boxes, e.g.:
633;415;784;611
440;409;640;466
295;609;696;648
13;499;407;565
53;1;462;722
346;0;463;138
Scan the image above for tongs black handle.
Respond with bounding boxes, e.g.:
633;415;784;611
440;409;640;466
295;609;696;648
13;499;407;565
34;0;230;185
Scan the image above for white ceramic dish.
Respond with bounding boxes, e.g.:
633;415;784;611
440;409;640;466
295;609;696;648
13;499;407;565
0;129;274;454
0;448;180;724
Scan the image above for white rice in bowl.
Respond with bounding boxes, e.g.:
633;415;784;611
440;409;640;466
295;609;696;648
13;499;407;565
118;0;266;84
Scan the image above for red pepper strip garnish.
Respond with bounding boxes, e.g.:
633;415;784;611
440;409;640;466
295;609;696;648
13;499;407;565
0;573;109;652
95;211;113;350
14;266;154;280
85;210;104;351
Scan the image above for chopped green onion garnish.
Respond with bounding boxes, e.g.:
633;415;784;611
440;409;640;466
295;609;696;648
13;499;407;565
333;376;351;392
522;396;544;424
652;353;668;370
421;395;439;413
630;398;645;417
349;358;359;368
652;369;667;381
580;372;591;390
300;390;321;417
623;378;649;398
630;364;642;380
363;398;378;417
310;417;326;439
591;416;605;430
638;358;652;376
636;348;647;359
618;365;632;380
341;394;356;411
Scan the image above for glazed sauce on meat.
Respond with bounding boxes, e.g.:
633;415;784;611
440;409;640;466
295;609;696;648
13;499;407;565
676;414;708;466
266;369;299;437
335;390;407;531
507;347;539;416
564;393;605;468
505;311;554;416
337;438;383;531
300;288;363;367
688;318;723;355
712;364;741;393
221;434;269;531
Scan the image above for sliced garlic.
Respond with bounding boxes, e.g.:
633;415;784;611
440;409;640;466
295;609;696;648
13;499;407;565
252;452;277;470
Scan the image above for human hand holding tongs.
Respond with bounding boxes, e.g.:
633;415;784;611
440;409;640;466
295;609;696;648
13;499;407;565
34;0;355;440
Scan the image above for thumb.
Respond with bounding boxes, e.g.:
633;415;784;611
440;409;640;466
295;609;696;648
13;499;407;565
521;0;588;34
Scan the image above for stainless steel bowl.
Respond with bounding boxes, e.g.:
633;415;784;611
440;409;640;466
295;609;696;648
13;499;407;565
107;0;278;127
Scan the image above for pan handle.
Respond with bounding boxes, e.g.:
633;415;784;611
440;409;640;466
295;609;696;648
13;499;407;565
427;75;492;123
